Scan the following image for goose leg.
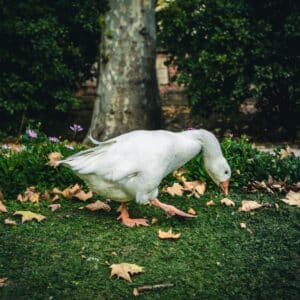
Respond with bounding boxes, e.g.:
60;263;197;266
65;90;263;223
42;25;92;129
117;203;149;227
151;198;196;218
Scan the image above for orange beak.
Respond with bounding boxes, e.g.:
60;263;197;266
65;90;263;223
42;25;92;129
220;180;229;196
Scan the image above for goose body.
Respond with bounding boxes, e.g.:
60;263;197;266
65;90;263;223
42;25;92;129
58;129;231;226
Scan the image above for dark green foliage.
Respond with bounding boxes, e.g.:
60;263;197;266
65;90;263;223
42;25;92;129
0;132;85;198
157;0;300;134
0;0;108;136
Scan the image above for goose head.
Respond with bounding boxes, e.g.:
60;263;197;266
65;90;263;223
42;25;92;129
186;129;231;195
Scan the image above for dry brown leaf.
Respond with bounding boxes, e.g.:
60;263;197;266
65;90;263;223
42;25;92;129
4;218;16;226
133;287;139;296
166;183;184;196
53;184;81;199
240;222;247;229
187;208;197;215
281;191;300;208
172;168;188;182
151;217;158;225
0;277;9;287
13;211;46;223
42;191;51;201
206;200;215;207
110;263;144;282
48;204;61;212
0;201;7;213
158;228;181;239
221;198;235;207
86;200;111;212
17;186;40;204
48;152;63;167
279;146;292;159
238;200;262;212
52;194;60;202
74;190;93;201
183;180;206;198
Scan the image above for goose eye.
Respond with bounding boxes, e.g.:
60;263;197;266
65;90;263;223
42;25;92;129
225;170;229;175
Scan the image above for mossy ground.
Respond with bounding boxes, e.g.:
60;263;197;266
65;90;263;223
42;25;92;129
0;191;299;299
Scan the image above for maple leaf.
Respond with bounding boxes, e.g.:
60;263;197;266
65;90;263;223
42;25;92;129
172;168;188;182
17;186;40;204
48;152;63;167
183;180;206;198
158;228;181;239
85;200;111;212
74;190;93;201
0;201;7;213
4;218;16;226
53;184;81;199
238;200;262;212
48;204;61;212
281;191;300;208
13;211;46;223
221;198;235;207
110;263;144;282
166;183;184;196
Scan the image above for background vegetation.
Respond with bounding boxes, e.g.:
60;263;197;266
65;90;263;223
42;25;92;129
157;0;300;137
0;0;108;137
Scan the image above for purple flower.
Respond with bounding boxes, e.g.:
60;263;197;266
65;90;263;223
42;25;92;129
26;129;37;139
49;136;59;143
70;124;83;133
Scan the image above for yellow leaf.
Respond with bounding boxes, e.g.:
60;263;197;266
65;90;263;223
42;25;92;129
48;204;61;212
74;190;93;201
13;211;46;223
85;200;111;212
17;186;40;204
206;200;215;207
221;198;235;207
48;152;63;167
187;208;197;215
110;263;144;282
158;228;181;239
238;200;262;212
4;218;16;226
0;201;7;213
281;191;300;208
166;183;184;196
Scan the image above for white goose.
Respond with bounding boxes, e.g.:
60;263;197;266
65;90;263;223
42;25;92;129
57;129;231;227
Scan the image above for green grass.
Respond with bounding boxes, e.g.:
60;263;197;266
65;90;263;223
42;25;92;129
0;191;299;300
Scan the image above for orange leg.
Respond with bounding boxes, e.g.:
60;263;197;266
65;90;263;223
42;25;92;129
117;203;148;227
151;198;196;218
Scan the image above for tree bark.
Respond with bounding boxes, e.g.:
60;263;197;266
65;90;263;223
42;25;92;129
86;0;162;141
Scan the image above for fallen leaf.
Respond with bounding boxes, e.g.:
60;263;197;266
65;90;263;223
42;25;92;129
4;218;16;226
158;229;181;239
281;191;300;208
183;180;206;195
187;208;196;215
42;191;51;201
240;222;247;229
151;217;158;225
74;190;93;201
0;201;7;213
48;204;61;212
53;184;81;199
17;186;40;204
133;287;139;296
86;200;111;212
0;277;9;287
13;211;46;223
206;200;215;207
279;146;292;159
110;263;144;282
236;169;241;175
52;195;60;202
166;183;184;196
172;168;188;182
48;152;63;167
221;198;235;207
238;200;262;212
275;203;279;210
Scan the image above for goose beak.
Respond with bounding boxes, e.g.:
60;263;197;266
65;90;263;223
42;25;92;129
220;180;229;195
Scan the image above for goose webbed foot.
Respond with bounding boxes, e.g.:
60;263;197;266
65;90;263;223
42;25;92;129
150;198;196;218
117;203;149;227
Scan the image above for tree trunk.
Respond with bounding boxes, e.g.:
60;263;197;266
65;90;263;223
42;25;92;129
86;0;162;141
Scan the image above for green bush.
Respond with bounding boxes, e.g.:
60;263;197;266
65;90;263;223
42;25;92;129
0;0;108;136
157;0;300;134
